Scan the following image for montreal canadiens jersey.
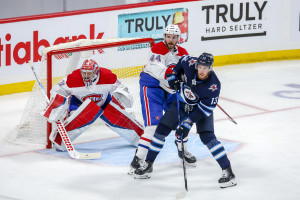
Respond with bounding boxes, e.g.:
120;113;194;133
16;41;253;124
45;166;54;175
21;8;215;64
51;67;119;107
140;41;188;93
174;55;221;119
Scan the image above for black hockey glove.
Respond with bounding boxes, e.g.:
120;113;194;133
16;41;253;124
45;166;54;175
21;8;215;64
166;74;180;91
176;118;193;138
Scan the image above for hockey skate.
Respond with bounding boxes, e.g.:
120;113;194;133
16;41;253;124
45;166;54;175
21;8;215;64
218;167;237;188
175;141;197;167
134;160;153;179
128;155;143;175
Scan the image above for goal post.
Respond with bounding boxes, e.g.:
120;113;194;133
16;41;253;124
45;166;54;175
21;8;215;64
8;38;155;148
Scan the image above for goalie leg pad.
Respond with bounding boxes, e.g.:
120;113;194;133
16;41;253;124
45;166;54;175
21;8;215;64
64;98;103;131
100;101;144;146
42;93;69;123
50;99;103;151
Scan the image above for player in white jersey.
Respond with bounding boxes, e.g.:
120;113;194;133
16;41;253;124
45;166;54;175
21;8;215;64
42;59;144;151
128;24;196;174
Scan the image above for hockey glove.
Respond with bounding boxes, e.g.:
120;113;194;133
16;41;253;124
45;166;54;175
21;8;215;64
176;118;193;138
164;65;175;79
166;74;180;91
42;93;69;123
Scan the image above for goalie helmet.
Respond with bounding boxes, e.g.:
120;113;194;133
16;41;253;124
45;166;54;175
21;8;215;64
197;52;214;71
81;59;100;87
164;24;181;37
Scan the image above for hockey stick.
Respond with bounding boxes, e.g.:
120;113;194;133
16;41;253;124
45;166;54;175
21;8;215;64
29;61;101;159
175;91;188;199
217;104;237;125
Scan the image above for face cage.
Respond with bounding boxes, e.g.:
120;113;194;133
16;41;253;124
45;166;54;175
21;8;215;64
81;71;97;87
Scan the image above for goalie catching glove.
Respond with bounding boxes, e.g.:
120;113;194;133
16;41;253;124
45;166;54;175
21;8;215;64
112;85;133;108
41;93;70;123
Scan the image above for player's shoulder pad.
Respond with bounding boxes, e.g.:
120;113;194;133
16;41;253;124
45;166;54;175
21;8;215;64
209;71;221;88
66;69;85;88
151;41;169;55
176;46;188;56
97;67;117;85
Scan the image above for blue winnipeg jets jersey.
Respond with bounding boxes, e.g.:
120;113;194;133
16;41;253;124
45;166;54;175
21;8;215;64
173;55;221;118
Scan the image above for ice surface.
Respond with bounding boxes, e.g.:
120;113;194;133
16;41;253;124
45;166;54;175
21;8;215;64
0;60;300;200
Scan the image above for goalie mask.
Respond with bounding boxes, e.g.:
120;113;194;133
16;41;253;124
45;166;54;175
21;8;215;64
81;59;100;87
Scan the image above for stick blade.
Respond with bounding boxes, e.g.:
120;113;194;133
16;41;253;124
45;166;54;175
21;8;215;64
76;152;102;159
176;190;187;199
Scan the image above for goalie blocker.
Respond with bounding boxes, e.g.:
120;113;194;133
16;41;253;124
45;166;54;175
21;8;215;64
42;93;144;151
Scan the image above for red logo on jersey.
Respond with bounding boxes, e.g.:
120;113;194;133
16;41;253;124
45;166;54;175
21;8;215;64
82;94;103;103
184;88;197;100
209;84;218;92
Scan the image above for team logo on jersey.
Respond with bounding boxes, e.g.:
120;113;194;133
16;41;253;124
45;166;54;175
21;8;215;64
183;86;199;101
82;94;103;103
209;84;218;92
188;59;197;66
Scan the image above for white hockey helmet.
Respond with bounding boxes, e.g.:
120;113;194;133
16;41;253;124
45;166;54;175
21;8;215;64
164;24;181;37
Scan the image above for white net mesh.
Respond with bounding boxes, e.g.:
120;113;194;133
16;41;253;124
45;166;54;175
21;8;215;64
8;38;153;147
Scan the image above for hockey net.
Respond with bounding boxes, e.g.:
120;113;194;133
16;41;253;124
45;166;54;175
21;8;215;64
8;38;154;148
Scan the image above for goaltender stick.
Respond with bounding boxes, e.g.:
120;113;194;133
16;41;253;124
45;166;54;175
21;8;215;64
42;59;144;151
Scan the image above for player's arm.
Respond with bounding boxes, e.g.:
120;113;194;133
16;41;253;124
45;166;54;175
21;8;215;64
172;55;189;76
42;77;72;123
50;78;71;99
166;55;188;91
143;52;168;81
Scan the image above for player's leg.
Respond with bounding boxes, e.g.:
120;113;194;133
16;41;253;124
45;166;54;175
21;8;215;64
129;86;165;174
196;113;237;188
134;101;180;179
165;98;197;166
50;97;103;151
165;94;197;165
99;100;144;147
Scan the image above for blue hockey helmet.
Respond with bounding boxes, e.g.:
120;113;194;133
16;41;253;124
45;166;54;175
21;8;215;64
197;52;214;71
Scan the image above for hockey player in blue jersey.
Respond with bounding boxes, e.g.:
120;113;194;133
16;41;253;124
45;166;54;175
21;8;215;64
134;52;237;188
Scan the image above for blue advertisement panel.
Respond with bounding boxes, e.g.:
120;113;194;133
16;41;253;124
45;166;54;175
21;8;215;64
118;8;188;43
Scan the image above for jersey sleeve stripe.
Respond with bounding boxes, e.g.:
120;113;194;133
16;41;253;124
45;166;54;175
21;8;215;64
197;101;216;116
199;101;216;111
197;105;211;117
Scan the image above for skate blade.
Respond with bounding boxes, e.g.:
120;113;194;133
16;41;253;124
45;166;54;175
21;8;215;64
220;178;237;188
134;173;151;179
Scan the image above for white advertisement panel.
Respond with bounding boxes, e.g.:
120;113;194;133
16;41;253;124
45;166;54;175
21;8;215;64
0;0;299;86
291;0;300;43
